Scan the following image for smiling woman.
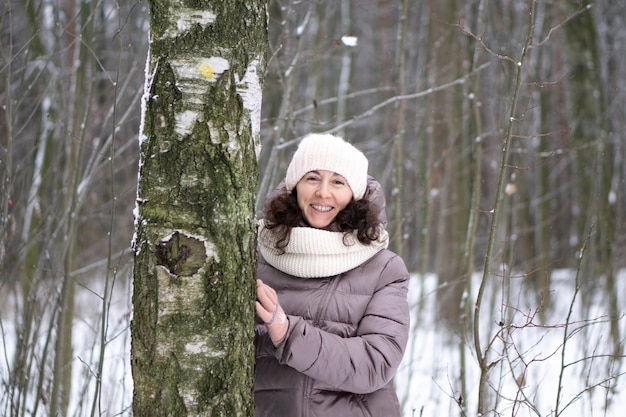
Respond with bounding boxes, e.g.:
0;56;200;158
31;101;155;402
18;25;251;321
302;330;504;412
254;133;410;417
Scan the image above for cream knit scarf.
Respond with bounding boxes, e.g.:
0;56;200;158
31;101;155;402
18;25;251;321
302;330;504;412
258;219;389;278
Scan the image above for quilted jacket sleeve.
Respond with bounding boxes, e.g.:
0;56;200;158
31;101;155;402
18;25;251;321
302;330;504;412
273;253;410;394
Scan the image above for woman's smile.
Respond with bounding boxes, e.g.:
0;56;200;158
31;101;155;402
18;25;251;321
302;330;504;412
311;204;332;212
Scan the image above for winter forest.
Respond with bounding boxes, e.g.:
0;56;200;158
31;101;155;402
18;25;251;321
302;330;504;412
1;0;625;416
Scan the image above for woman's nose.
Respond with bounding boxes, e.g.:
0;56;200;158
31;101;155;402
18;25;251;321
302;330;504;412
315;181;331;197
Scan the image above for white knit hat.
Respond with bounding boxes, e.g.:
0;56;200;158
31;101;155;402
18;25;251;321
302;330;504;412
285;133;368;200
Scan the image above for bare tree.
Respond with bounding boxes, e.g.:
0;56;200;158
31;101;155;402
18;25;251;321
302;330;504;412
1;1;144;415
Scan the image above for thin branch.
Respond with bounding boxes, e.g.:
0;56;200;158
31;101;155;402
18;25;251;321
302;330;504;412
276;62;492;151
534;4;592;47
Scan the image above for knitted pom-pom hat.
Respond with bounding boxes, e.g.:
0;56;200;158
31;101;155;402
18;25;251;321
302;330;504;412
285;133;368;200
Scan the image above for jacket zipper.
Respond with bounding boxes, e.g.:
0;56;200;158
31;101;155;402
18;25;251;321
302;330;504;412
302;376;311;417
313;275;342;326
304;275;342;417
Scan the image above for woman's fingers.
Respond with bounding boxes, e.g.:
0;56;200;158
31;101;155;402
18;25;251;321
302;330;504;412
255;300;272;322
257;280;277;299
265;283;277;298
256;280;277;308
256;280;280;324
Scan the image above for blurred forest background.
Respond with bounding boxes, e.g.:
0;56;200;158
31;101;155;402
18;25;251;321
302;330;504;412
1;0;624;416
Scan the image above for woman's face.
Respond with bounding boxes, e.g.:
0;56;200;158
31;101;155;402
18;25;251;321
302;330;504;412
296;170;353;229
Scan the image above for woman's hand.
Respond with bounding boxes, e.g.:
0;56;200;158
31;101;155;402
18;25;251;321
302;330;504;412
255;279;289;345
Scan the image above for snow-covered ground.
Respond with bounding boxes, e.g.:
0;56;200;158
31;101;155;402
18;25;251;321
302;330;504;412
1;268;624;416
396;269;626;417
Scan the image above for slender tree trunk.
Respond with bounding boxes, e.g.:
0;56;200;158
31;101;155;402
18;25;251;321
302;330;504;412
563;0;619;362
474;2;537;414
530;1;555;313
336;0;352;138
132;2;267;416
50;1;97;412
392;0;408;259
429;0;470;329
562;1;611;282
460;0;488;410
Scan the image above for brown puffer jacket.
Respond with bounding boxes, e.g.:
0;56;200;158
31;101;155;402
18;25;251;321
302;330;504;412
254;180;410;417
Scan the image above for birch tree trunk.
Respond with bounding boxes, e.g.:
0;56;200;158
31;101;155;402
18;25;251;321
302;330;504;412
131;1;267;416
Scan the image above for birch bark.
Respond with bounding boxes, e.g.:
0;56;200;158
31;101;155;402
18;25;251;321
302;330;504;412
132;2;267;416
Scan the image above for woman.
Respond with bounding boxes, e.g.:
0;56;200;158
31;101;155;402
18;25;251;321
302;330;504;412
255;133;410;417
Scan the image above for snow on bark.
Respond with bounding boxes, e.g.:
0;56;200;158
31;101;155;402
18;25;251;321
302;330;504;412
138;47;154;148
341;35;358;47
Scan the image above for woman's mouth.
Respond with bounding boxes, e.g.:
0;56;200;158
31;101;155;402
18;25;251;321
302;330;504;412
311;204;333;212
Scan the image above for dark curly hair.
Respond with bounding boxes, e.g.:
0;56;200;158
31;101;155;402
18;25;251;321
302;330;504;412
262;187;383;252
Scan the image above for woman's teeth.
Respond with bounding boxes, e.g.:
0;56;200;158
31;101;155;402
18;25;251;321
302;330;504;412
312;204;332;212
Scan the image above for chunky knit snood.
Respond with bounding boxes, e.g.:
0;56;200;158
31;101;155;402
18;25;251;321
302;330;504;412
258;219;389;278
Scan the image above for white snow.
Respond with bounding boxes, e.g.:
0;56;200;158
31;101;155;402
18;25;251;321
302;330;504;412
341;35;358;47
138;46;154;147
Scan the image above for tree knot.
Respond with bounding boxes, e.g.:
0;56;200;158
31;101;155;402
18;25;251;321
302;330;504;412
156;231;207;277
